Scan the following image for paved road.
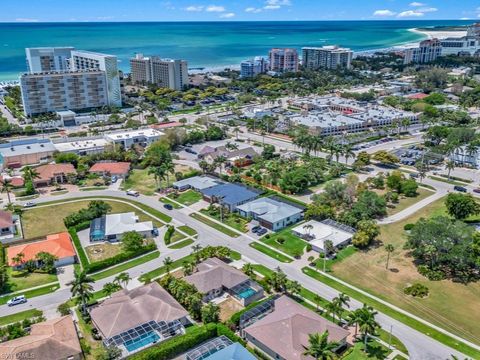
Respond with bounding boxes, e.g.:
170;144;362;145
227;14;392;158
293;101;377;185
1;189;473;359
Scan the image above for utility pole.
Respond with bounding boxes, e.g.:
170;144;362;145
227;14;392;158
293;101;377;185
388;325;393;350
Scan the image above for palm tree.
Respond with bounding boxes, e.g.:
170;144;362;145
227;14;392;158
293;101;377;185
333;293;350;323
114;272;131;288
148;165;166;191
103;282;121;296
214;155;227;175
286;280;302;298
199;160;210;174
161;162;175;188
192;244;203;264
445;160;455;181
303;224;314;238
242;263;254;277
343;144;355;165
385;244;395;270
0;178;13;205
302;331;339;360
233;127;241;140
163;257;173;273
314;294;323;311
21;166;40;192
225;141;239;151
325;301;340;323
347;310;362;338
357;304;380;351
182;260;195;276
11;252;25;268
68;271;94;315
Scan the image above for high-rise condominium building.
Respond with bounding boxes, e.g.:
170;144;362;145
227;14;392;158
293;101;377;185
404;39;442;64
302;46;353;70
129;54;188;91
25;47;74;73
20;70;108;116
70;50;122;107
240;57;269;78
269;48;299;73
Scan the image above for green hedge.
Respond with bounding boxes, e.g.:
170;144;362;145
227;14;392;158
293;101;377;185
69;226;157;274
228;296;274;327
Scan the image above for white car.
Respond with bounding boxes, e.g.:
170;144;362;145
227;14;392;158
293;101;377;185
7;295;27;306
126;189;140;197
23;201;36;208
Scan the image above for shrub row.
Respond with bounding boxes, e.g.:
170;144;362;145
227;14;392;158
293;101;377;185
164;226;175;245
69;227;157;274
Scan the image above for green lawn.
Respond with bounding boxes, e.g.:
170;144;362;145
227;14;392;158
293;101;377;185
342;341;391;360
0;309;43;326
302;267;480;359
170;230;187;243
314;246;358;272
260;229;308;258
178;225;198;237
3;269;58;293
168;239;194;249
386;188;435;216
159;197;182;209
190;213;240;237
200;209;249;233
22;198;169;239
0;283;60;305
249;242;293;263
428;175;466;186
90;251;160;281
122;169;158;195
168;190;202;206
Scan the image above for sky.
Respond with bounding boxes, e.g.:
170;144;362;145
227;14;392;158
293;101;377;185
2;0;480;22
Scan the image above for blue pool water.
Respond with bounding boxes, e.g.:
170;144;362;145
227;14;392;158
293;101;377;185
237;288;256;299
124;332;160;353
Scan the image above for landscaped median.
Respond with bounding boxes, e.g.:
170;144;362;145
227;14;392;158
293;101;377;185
249;242;293;263
302;267;480;359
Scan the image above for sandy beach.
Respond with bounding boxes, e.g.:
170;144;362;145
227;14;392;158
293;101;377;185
409;27;467;40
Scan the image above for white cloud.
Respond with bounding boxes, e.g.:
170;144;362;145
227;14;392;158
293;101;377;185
15;18;38;22
206;5;226;12
220;12;235;18
418;7;438;13
264;0;291;10
409;2;425;6
397;10;424;17
245;7;262;13
185;5;204;11
373;9;396;17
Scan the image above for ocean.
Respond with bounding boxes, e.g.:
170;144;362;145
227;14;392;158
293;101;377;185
0;20;473;81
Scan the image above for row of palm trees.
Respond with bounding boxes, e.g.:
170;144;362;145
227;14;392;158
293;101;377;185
292;133;356;165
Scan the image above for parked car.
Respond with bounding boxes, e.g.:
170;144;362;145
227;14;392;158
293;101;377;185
251;226;261;233
151;228;159;236
111;175;118;183
126;189;140;197
163;203;173;210
185;148;197;155
256;228;268;236
473;188;480;194
7;295;27;307
23;201;36;208
454;185;468;193
409;173;419;179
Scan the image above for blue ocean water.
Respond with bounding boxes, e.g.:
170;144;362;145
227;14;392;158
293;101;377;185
0;20;472;80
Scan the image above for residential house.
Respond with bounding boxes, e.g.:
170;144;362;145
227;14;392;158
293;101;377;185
0;316;82;360
200;183;260;211
89;161;131;179
0;210;17;242
0;138;56;169
201;146;259;168
89;212;154;242
242;296;349;360
184;258;263;306
90;282;189;356
0;175;24;188
172;175;222;192
292;219;355;253
7;232;77;269
236;197;304;231
186;336;256;360
33;163;77;187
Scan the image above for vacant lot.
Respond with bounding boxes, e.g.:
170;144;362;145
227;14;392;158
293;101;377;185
168;190;202;206
332;197;480;345
22;200;160;239
85;243;123;262
386;187;435;216
261;230;308;257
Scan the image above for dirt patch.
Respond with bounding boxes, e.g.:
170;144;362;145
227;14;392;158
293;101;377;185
219;297;244;322
85;243;122;262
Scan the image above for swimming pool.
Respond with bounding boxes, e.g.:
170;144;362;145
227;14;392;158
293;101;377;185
237;287;256;299
124;332;160;353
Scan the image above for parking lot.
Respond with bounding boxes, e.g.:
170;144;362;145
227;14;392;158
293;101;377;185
352;137;395;151
392;145;443;167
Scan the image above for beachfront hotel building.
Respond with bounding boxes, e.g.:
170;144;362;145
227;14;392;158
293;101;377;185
25;47;74;73
302;46;353;70
130;54;188;91
20;70;109;116
269;48;299;73
404;39;442;64
240;56;269;78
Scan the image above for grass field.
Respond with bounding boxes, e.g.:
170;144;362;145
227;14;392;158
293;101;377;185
90;251;160;281
200;209;249;233
190;213;239;237
168;190;202;206
168;239;194;249
249;242;293;263
85;243;122;262
22;200;163;239
260;229;308;258
385;188;435;216
315;246;358;272
3;269;58;293
0;309;43;326
170;230;187;243
330;196;480;346
342;341;391;360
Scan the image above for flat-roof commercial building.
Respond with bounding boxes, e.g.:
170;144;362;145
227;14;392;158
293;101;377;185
104;128;164;149
242;295;349;360
90;282;189;356
130;54;188;91
302;46;353;70
236;197;304;231
20;70;109;116
0;138;56;169
292;219;355;253
71;50;122;107
25;47;74;73
0;316;82;360
89;212;154;242
53;138;109;155
269;48;299;73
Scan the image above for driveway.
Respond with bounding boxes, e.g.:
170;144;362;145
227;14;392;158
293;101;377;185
56;265;75;289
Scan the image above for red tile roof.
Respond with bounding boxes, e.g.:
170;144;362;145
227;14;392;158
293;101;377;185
89;162;131;175
35;164;76;182
0;176;24;187
150;122;183;129
7;232;76;266
0;211;13;228
407;93;429;100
